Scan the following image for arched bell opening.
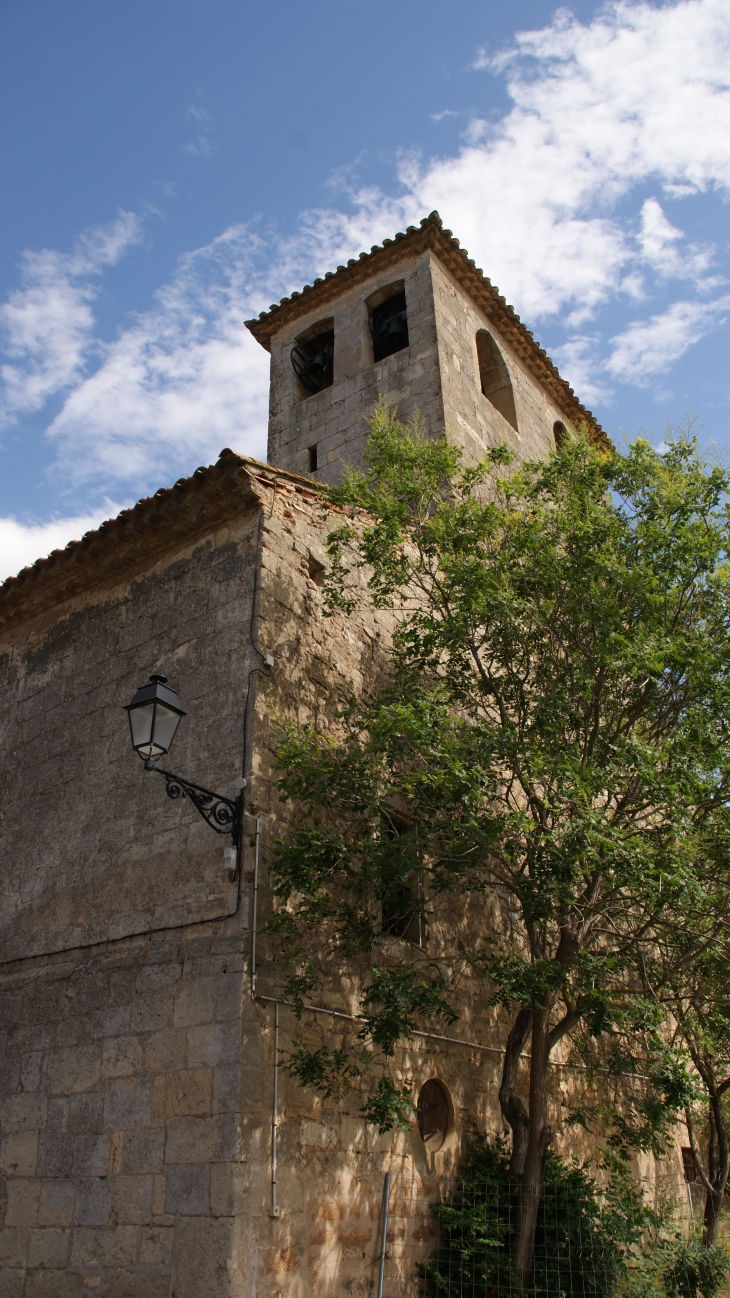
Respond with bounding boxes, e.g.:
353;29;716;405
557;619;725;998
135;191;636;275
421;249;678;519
291;318;334;401
553;420;568;449
476;329;518;432
366;281;409;363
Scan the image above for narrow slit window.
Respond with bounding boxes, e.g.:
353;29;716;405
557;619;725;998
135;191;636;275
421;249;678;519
381;812;425;946
369;291;409;363
476;330;518;431
291;324;334;399
308;445;318;473
553;420;568;449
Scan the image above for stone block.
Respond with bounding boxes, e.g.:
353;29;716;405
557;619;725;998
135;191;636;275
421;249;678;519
67;1092;104;1133
138;1224;174;1267
214;973;242;1021
122;1131;165;1175
104;1078;150;1130
165;1164;208;1216
72;1134;109;1177
164;1068;212;1118
209;1162;250;1216
22;1272;80;1298
0;1093;47;1133
74;1177;112;1226
38;1179;75;1227
341;1118;368;1152
44;1047;101;1095
212;1062;239;1115
128;991;173;1035
142;1027;186;1073
173;977;217;1027
1;1132;38;1176
102;1036;143;1078
70;1225;138;1269
186;1021;237;1067
111;1175;153;1224
171;1215;235;1298
27;1225;71;1268
36;1133;74;1178
5;1177;41;1227
299;1120;338;1149
0;1267;24;1298
0;1228;26;1269
106;1274;170;1298
164;1117;216;1164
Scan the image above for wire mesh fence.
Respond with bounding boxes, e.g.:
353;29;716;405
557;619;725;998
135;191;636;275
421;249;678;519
378;1174;730;1298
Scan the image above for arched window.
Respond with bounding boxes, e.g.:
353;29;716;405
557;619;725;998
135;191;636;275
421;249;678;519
417;1079;451;1152
291;318;334;400
553;420;568;449
476;330;518;431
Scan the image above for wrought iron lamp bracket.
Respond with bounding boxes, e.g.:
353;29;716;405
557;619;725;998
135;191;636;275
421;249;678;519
147;765;242;846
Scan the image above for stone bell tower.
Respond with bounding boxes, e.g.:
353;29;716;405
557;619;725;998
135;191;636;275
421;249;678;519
245;211;606;483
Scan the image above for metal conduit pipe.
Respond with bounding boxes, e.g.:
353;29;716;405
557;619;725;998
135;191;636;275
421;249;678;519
270;1000;280;1218
254;994;648;1079
377;1172;391;1298
250;816;260;997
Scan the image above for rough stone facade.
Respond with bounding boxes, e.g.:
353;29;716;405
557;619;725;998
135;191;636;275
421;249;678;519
0;219;683;1297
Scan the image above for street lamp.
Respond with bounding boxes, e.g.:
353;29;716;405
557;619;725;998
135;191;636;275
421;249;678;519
124;674;243;879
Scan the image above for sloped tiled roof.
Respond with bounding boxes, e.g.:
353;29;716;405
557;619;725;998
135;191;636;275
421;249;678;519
245;210;607;445
0;452;321;634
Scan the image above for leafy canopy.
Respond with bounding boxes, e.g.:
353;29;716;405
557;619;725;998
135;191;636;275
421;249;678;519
271;406;730;1137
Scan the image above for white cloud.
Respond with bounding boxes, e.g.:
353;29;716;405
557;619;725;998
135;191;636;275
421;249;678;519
403;0;730;322
0;504;122;583
638;198;714;283
0;212;143;422
607;294;730;384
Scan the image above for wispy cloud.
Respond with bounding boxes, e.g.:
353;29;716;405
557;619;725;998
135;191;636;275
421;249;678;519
0;502;124;582
182;103;214;156
0;212;143;423
607;294;730;384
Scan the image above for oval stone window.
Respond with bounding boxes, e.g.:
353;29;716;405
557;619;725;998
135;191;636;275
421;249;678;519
417;1078;451;1152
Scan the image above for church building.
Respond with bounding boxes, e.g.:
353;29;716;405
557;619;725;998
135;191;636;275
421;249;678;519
0;213;624;1298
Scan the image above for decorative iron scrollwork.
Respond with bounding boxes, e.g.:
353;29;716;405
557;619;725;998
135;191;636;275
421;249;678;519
152;768;241;843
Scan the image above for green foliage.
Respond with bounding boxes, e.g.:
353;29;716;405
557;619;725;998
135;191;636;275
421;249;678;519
282;1045;365;1099
422;1138;730;1298
270;402;730;1148
661;1239;730;1298
359;1076;414;1133
422;1137;649;1298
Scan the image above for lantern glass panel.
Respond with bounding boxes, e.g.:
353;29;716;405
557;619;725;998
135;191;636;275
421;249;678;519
153;702;183;755
128;701;155;753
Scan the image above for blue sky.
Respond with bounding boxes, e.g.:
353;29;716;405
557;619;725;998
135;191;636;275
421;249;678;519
1;0;729;578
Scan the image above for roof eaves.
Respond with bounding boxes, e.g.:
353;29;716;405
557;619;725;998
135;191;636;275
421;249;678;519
0;451;324;634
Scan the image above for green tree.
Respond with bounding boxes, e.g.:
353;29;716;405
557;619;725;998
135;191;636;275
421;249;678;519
270;407;730;1278
663;947;730;1244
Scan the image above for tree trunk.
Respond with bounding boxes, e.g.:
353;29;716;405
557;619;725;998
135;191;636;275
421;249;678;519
703;1094;729;1246
499;1006;532;1176
515;1008;552;1285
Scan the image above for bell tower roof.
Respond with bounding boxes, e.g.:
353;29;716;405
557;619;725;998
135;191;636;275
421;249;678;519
245;210;606;444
